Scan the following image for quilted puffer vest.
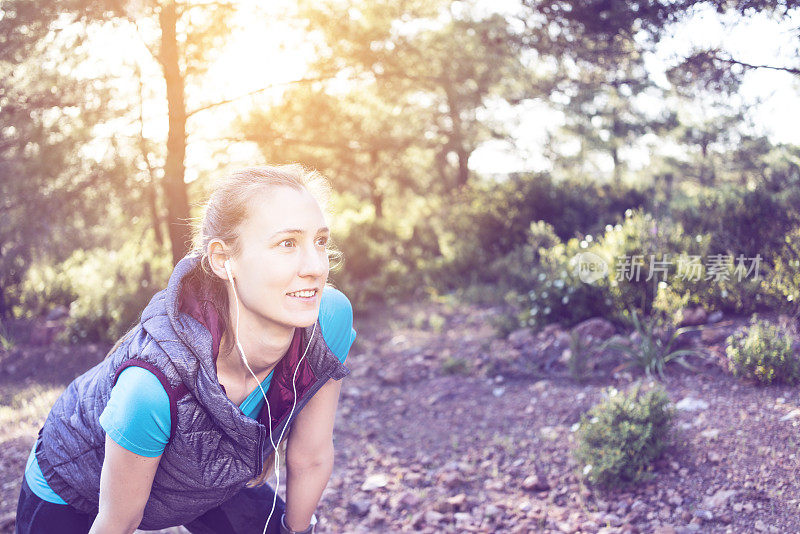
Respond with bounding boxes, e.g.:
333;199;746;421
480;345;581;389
34;252;350;530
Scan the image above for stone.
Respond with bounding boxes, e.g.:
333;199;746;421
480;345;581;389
702;489;737;510
675;397;709;411
361;473;389;491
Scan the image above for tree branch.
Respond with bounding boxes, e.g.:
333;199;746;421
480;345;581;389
185;74;341;117
710;51;800;76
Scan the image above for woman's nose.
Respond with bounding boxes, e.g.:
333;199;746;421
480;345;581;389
299;244;327;276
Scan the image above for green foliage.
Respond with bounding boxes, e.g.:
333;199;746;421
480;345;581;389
574;382;675;488
484;220;562;293
488;311;521;339
331;213;442;310
513;235;615;330
438;174;649;293
19;234;171;344
725;315;800;385
600;309;705;380
441;357;470;376
591;209;706;318
0;321;15;351
672;183;799;262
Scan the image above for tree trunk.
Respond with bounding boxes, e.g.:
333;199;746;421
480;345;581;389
611;145;621;184
159;1;191;265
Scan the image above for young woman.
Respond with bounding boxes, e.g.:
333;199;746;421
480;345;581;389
15;165;357;534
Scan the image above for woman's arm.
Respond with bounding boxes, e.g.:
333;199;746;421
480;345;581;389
284;377;343;531
88;436;161;534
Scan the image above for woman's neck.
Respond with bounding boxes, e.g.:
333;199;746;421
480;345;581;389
217;322;295;388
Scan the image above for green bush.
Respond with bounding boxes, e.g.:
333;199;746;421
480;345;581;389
510;230;615;330
20;233;172;343
331;215;433;309
725;315;800;385
484;220;562;294
436;173;650;291
672;183;798;262
574;382;675;488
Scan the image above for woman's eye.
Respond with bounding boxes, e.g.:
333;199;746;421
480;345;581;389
317;236;329;246
280;239;295;248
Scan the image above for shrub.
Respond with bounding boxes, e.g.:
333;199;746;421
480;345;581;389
601;309;706;380
20;233;172;344
725;315;800;385
672;184;797;262
574;382;675;488
436;172;649;291
485;220;561;293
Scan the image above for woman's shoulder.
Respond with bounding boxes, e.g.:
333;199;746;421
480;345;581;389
319;285;356;363
320;285;354;317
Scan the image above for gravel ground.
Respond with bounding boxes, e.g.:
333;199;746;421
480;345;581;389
1;299;799;533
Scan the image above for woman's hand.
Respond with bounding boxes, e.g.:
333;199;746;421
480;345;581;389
88;434;162;534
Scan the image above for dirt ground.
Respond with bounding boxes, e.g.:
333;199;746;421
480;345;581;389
1;297;799;533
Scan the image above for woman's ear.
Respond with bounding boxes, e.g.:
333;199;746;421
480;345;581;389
207;239;230;280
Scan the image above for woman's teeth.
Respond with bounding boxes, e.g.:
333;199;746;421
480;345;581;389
288;289;316;298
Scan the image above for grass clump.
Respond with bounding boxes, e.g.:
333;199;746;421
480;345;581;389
574;382;675;488
601;309;705;380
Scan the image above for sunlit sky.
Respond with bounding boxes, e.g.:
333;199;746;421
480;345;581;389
80;2;800;180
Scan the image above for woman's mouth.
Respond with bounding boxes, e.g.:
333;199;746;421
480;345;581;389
287;288;318;301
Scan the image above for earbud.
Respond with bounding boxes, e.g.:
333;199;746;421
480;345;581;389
224;259;233;281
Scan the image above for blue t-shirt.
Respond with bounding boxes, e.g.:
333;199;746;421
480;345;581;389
25;286;356;504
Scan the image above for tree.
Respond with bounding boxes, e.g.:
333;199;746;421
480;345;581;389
238;0;531;211
0;4;137;318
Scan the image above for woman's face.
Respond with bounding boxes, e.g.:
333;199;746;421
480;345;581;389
229;185;330;331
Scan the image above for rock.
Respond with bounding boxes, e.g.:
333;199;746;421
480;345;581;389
700;428;720;440
700;328;729;345
361;473;389;491
377;367;403;385
540;426;559;440
522;474;550;491
424;510;444;524
571;317;617;343
445;493;467;511
702;489;737;510
347;498;371;517
707;311;724;323
707;451;723;463
675;397;709;411
437;470;462;488
692;509;713;521
395;490;421;510
679;306;708;326
453;512;472;525
484;504;501;518
46;305;69;321
780;409;800;421
508;327;535;348
653;527;677;534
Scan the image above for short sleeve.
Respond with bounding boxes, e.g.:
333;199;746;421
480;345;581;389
99;366;171;457
319;286;357;363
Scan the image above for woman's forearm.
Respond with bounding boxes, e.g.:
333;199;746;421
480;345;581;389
284;449;334;531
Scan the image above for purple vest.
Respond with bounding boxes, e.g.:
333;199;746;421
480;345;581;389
34;253;350;529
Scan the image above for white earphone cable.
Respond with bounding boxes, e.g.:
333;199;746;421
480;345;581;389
226;261;315;534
